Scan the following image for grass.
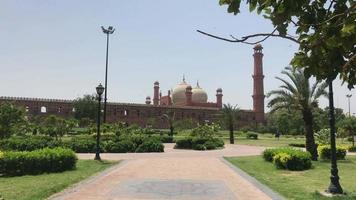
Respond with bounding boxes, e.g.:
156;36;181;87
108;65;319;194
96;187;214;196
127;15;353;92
226;155;356;200
0;160;118;200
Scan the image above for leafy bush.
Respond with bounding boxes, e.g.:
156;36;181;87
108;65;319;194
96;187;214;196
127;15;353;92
318;145;347;160
315;128;331;145
135;138;164;153
63;136;96;153
246;132;258;140
288;143;305;148
0;135;61;151
175;137;193;149
348;146;356;152
0;147;77;176
175;137;224;150
273;150;312;170
103;140;136;153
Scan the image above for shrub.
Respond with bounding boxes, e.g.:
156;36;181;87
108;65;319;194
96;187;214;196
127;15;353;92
246;132;258;140
273;150;312;170
104;140;136;153
348;146;356;152
158;135;174;143
135;138;164;153
63;136;96;153
0;135;61;151
0;147;77;176
263;148;286;162
175;137;193;149
288;143;305;148
318;145;347;160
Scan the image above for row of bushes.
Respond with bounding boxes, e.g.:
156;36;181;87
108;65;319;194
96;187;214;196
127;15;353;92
317;145;347;160
263;148;312;171
175;137;224;150
0;135;165;153
0;147;77;176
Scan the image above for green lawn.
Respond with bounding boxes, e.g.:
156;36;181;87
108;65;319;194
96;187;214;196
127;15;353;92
0;160;118;200
226;156;356;200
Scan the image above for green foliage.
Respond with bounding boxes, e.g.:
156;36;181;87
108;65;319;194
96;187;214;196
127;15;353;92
64;136;97;153
221;103;240;144
246;132;258;140
288;143;305;148
318;145;347;160
40;115;75;140
314;128;331;145
0;135;61;151
273;151;312;171
175;137;224;150
135;138;164;153
73;95;98;121
190;123;220;138
267;108;304;135
103;140;135;153
337;116;356;146
78;117;93;128
348;146;356;152
0;147;77;176
263;147;312;170
0;103;27;138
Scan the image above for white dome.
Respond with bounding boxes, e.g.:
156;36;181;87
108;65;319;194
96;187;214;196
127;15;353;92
192;82;207;103
172;79;190;105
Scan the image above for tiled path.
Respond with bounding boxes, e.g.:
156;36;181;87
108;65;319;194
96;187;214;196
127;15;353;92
50;144;283;200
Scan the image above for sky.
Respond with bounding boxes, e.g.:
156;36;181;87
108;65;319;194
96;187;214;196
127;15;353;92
0;0;355;115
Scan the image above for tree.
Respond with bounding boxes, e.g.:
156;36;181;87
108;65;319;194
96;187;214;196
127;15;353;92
338;116;356;147
73;94;97;121
41;115;74;140
0;103;27;138
221;103;240;144
267;108;304;135
200;0;354;194
268;66;327;160
162;111;175;137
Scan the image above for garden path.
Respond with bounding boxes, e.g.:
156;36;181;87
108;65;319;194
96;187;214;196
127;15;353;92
49;144;282;200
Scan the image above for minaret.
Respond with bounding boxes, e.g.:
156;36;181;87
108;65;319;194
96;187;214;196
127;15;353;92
153;81;159;106
216;88;223;108
252;44;265;122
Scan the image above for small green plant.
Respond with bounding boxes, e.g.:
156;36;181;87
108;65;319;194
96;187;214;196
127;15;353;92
314;128;331;145
272;150;312;171
318;145;347;160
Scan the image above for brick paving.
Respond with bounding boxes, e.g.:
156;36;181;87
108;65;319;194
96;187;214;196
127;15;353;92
50;144;280;200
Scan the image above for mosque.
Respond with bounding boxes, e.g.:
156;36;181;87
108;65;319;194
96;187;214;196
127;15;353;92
0;44;265;128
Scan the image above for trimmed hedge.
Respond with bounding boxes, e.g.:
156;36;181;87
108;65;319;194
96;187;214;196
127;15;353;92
288;143;306;148
318;145;347;160
135;138;164;153
0;136;61;151
175;137;224;150
63;136;96;153
0;148;77;176
263;147;312;171
246;132;258;140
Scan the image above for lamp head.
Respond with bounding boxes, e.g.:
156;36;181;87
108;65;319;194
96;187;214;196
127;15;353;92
96;83;105;95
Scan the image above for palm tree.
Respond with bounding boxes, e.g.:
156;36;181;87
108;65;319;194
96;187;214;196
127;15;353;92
162;111;175;137
268;66;328;160
221;103;240;144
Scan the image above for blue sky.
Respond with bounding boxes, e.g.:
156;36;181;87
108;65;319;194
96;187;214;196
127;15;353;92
0;0;354;114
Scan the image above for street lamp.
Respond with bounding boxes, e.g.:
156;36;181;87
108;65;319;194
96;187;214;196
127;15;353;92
95;83;105;161
101;26;115;123
346;94;352;117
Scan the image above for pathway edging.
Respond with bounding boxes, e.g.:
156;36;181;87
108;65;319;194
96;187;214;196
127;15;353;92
220;157;285;200
48;160;129;200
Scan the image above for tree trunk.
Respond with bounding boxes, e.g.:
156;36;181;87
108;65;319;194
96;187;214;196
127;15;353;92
302;110;318;161
229;123;234;144
169;125;174;137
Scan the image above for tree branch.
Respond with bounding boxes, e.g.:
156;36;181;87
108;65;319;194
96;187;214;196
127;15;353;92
196;29;300;44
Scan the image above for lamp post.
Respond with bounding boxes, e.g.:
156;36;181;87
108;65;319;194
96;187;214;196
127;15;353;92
95;83;104;161
346;94;352;117
101;26;115;123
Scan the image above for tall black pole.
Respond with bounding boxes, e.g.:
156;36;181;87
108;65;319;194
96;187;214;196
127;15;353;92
95;94;102;161
103;33;109;123
327;79;343;194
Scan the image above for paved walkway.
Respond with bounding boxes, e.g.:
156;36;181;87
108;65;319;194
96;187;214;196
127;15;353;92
50;144;281;200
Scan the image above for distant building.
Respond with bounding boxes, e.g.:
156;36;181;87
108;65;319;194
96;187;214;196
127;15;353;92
0;44;266;128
